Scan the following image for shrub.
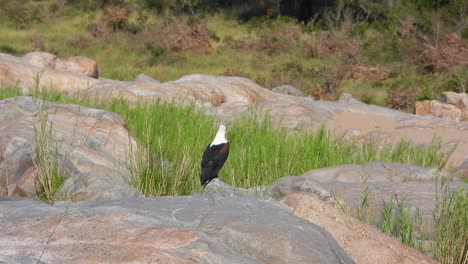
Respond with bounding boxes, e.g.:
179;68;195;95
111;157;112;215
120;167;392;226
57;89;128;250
146;44;169;65
387;87;416;110
0;45;19;55
66;0;125;10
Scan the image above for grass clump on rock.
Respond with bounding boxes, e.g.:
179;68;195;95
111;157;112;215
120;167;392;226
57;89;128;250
432;181;468;264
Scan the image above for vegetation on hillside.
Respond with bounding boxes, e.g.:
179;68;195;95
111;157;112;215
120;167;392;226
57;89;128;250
0;0;466;109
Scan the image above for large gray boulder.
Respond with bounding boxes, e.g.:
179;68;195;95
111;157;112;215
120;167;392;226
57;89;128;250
272;84;306;96
0;179;354;264
0;96;139;201
265;162;466;236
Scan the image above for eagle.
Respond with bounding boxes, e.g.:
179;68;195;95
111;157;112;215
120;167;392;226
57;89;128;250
200;125;230;187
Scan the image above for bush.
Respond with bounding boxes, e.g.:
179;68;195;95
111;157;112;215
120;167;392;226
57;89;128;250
146;44;169;65
0;45;19;55
66;0;125;10
387;87;416;110
0;1;44;29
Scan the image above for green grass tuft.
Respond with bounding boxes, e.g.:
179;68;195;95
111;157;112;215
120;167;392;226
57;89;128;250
31;99;64;204
432;181;468;264
378;194;420;247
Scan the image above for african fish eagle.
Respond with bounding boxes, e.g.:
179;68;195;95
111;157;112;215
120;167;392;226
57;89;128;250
200;125;230;187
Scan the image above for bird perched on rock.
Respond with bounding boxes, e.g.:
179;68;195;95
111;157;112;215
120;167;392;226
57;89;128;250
201;125;230;187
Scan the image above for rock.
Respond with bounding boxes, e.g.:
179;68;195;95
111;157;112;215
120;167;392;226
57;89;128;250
264;175;333;202
297;162;446;183
0;96;139;201
1;53;99;92
6;184;31;197
282;192;438;264
0;183;354;264
415;100;431;116
1;52;468;167
438;91;468;121
430;100;462;122
22;51;57;68
455;158;468;178
134;73;160;83
338;92;354;102
265;162;464;237
203;178;251;198
54;56;99;78
0;254;43;264
22;52;98;78
272;84;305;96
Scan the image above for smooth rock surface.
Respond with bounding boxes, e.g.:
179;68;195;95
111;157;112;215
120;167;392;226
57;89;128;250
0;179;354;264
54;56;99;78
22;51;57;68
439;91;468;120
134;73;160;83
22;52;99;78
271;84;306;96
0;96;139;201
415;92;468;122
265;162;465;236
414;100;431;116
430;100;462;122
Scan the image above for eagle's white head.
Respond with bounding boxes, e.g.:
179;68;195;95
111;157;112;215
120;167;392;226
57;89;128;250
210;125;227;146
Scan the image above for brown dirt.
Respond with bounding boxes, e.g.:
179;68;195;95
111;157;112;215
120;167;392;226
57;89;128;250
422;33;468;73
387;87;417;110
151;18;214;53
349;64;390;82
305;31;360;59
281;192;439;264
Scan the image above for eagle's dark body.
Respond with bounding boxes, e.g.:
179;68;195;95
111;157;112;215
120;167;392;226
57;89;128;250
200;142;230;186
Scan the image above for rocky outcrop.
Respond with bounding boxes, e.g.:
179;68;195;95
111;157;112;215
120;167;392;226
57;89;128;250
414;100;431;116
430;100;462;121
1;51;467;167
271;84;306;96
282;192;438;264
415;92;468;122
265;162;465;237
0;96;138;201
0;179;354;264
134;73;161;83
438;91;468;120
22;51;99;78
